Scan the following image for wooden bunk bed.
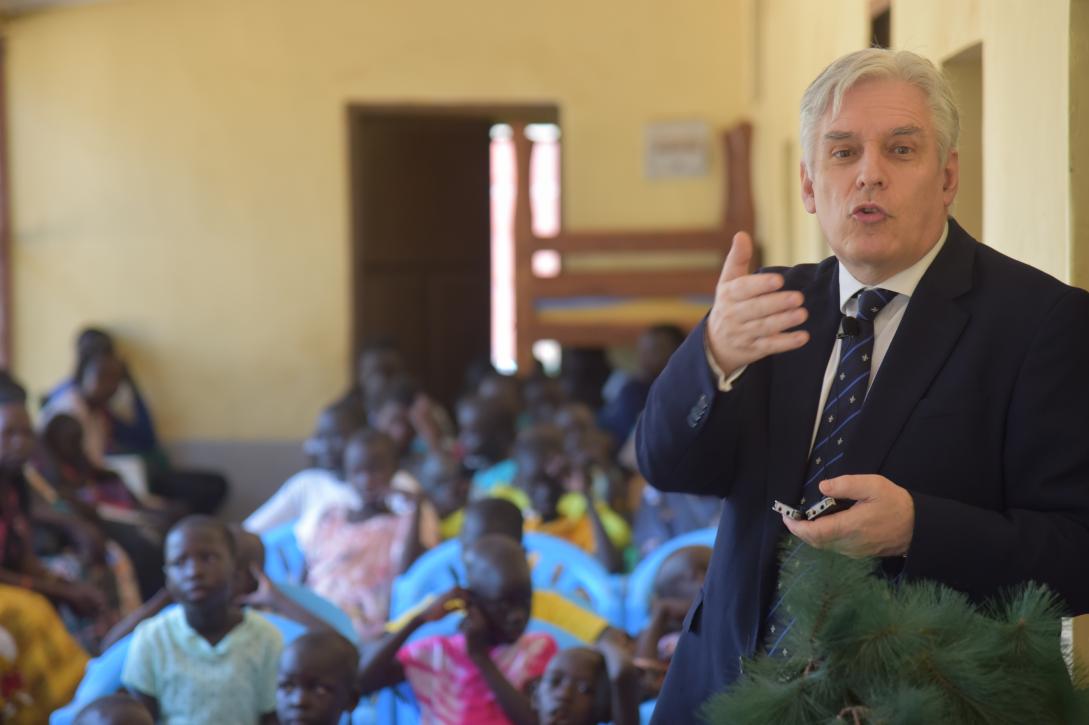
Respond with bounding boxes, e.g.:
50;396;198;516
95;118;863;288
510;121;757;371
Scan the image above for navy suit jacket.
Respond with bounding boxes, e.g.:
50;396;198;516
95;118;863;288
636;219;1089;722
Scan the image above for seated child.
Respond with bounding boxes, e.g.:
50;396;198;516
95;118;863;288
633;545;712;700
534;646;639;725
596;324;684;451
73;693;154;725
275;630;360;725
389;498;617;647
244;399;365;541
298;429;438;641
417;452;472;540
359;535;557;724
522;374;566;426
456;395;517;493
500;427;629;573
121;515;282;724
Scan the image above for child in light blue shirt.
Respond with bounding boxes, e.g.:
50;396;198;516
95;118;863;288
122;515;281;724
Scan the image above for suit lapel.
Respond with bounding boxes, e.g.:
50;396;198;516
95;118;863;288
765;260;841;509
845;219;975;475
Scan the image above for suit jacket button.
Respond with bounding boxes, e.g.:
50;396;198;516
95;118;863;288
688;394;709;428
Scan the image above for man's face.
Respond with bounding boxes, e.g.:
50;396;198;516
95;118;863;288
801;78;959;285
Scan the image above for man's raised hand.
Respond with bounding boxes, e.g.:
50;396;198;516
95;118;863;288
706;231;810;378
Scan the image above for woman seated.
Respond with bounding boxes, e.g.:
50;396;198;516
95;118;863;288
42;329;228;514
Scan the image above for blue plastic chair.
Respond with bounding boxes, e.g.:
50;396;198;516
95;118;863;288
275;580;359;645
390;532;623;627
623;528;716;633
262;520;306;584
524;532;623;627
389;538;465;619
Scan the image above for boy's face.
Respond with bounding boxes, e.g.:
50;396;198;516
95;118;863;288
470;565;532;645
343;439;396;504
425;469;471;519
276;642;354;725
81;355;124;408
305;409;357;472
457;402;498;461
527;472;565;521
47;416;86;464
371;401;415;457
0;403;34;473
535;649;605;725
164;524;235;610
358;349;403;402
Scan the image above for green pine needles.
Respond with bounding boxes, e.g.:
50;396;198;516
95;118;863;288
702;538;1089;724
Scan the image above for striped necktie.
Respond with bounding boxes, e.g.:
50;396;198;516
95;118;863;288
766;286;896;657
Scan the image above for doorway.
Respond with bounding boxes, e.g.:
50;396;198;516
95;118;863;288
347;104;557;412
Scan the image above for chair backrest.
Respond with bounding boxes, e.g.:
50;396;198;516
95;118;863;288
262;520;306;584
390;533;623;626
389;538;464;619
624;527;716;633
275;580;359;645
523;532;623;627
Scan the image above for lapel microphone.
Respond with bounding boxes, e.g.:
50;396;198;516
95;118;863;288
837;316;860;339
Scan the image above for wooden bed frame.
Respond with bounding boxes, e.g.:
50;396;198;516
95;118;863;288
510;121;757;371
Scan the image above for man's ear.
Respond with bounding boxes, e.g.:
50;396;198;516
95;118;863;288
942;148;960;207
800;161;817;214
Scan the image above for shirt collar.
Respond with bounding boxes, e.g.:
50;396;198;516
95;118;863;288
837;220;949;313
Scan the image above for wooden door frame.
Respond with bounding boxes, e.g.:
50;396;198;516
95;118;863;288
344;101;560;372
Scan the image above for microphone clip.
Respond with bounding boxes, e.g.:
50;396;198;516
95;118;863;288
837;316;860;339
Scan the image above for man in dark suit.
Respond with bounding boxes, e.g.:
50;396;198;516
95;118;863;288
637;48;1089;722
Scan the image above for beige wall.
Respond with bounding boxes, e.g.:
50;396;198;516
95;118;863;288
748;0;869;267
893;0;1072;280
4;0;751;440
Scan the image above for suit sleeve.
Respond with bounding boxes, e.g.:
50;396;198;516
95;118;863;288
905;287;1089;614
636;317;763;499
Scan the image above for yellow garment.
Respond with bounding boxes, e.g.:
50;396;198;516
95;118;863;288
439;509;465;540
490;486;630;553
0;585;88;724
387;590;607;644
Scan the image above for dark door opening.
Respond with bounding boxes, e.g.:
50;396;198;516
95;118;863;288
347;105;557;412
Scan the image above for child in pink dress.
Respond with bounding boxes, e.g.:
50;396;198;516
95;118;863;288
298;429;436;641
358;535;557;724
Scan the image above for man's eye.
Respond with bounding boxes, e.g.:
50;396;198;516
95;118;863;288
892;145;913;155
831;149;853;159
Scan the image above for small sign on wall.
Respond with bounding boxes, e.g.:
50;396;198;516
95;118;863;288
644;119;711;179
